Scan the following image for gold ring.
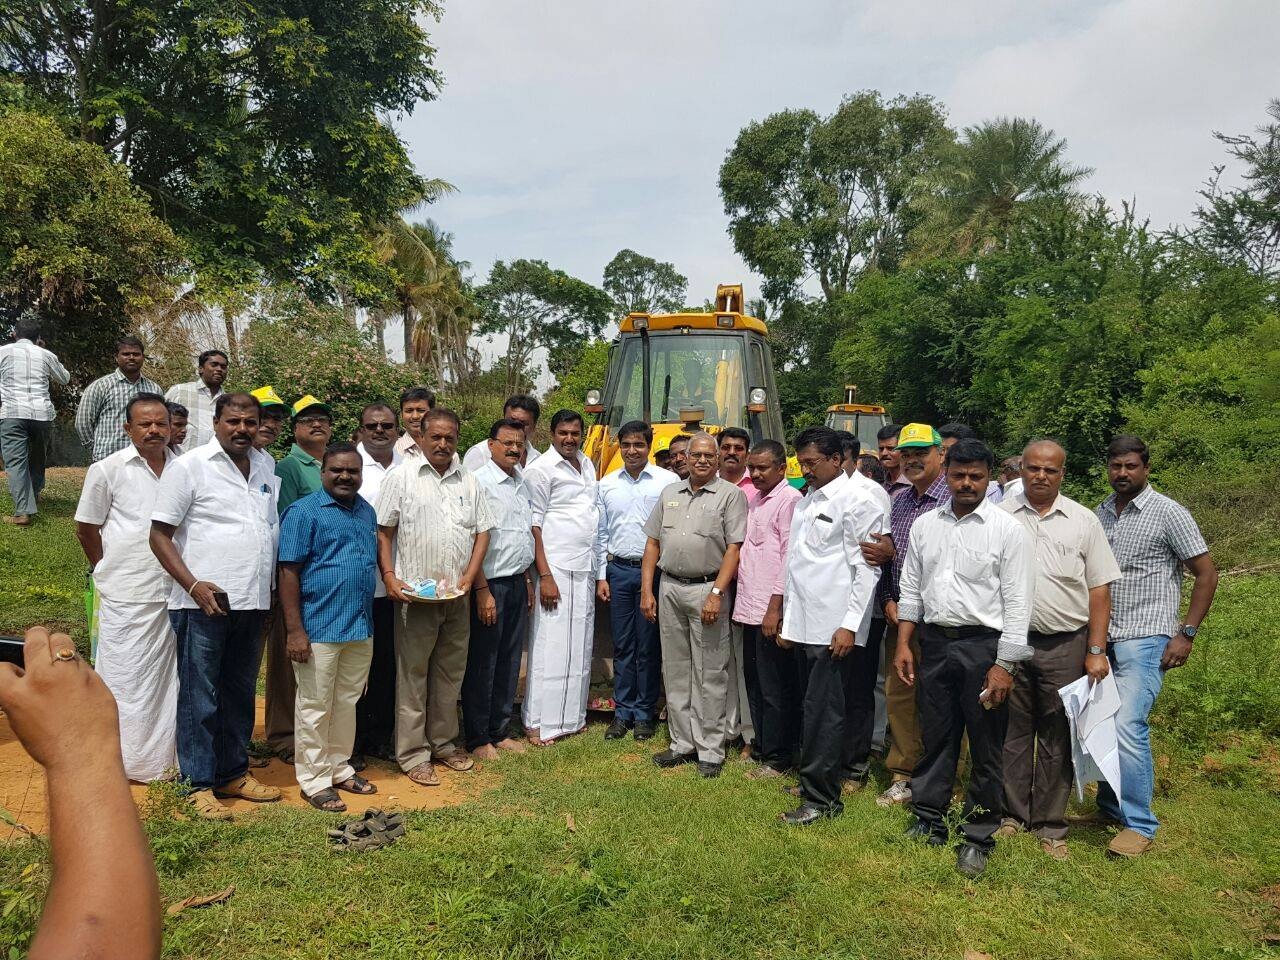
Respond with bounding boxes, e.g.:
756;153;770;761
53;647;78;663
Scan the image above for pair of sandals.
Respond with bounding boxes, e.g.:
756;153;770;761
327;809;405;852
405;753;474;786
304;774;376;812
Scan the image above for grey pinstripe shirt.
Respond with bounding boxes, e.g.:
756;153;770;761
1097;484;1209;641
75;369;165;462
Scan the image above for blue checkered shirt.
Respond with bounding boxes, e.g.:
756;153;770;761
75;369;165;462
277;489;377;643
878;472;950;609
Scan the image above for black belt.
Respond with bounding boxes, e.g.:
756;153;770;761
608;556;644;568
661;572;717;585
928;624;995;639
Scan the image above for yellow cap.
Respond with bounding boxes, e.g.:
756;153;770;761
291;395;333;420
251;386;287;411
654;436;671;452
896;423;941;449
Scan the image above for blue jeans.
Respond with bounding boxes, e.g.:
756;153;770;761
1096;634;1170;839
171;609;265;791
607;561;662;724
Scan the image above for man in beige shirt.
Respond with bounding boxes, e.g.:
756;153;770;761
640;432;748;778
998;439;1121;859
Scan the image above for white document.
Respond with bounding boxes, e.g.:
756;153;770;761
1058;673;1123;802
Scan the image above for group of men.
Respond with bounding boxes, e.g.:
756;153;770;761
5;320;1221;877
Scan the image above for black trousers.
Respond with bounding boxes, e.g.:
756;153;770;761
750;624;802;772
461;574;529;751
910;625;1008;851
355;597;397;755
798;644;852;814
740;622;763;749
840;619;884;783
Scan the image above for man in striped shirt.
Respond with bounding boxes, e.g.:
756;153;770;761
75;336;164;463
164;350;228;452
0;311;70;526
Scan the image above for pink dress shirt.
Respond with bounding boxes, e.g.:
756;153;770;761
732;480;802;625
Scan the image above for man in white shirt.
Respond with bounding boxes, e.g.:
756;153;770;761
149;392;282;820
780;428;883;825
392;385;435;457
594;420;676;742
74;394;178;782
462;418;536;760
524;410;599;745
164;350;227;453
462;394;541;471
352;402;403;763
893;438;1033;878
0;312;70;526
377;408;493;785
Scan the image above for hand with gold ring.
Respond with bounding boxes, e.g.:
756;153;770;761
0;627;120;771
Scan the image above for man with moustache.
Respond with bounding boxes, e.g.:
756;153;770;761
463;419;537;759
165;402;189;455
378;408;493;784
75;336;164;463
894;438;1032;878
353;402;403;762
642;432;748;778
394;386;435;457
524;410;599;745
165;350;228;452
150;393;282;820
278;443;379;812
1094;436;1218;857
463;395;541;470
877;424;910;499
594;421;676;742
74;394;178;782
733;440;802;779
250;386;289;454
667;434;691;481
997;439;1120;860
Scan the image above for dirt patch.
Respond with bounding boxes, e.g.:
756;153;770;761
1;697;486;839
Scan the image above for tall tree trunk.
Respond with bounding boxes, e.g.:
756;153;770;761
372;315;386;358
402;305;414;365
223;310;239;363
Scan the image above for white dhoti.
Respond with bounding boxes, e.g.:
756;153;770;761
94;598;178;782
523;566;594;741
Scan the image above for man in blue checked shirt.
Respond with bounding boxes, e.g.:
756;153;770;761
277;442;380;813
595;420;676;742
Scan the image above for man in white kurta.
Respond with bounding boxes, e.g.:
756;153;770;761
523;411;599;744
74;393;178;782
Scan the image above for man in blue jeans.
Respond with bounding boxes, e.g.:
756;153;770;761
150;392;283;820
594;420;675;741
1096;435;1218;857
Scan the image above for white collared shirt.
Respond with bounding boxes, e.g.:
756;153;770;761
781;472;883;647
463;437;540;472
151;439;280;611
525;446;598;573
474;459;535;579
594;463;678;578
75;444;176;602
850;467;892;532
375;456;494;584
898;497;1034;659
0;339;70;421
164;381;223;452
358;442;402;597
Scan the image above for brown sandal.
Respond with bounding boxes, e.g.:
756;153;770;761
214;774;282;803
304;787;347;812
405;762;439;786
335;775;377;795
436;753;475;772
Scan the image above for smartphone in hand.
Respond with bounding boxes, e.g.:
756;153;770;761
213;592;231;614
0;636;26;668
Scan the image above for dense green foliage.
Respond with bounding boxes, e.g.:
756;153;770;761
602;250;688;315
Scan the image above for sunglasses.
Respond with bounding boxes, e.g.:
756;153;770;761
362;422;396;432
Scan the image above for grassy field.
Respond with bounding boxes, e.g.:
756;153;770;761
2;471;1278;959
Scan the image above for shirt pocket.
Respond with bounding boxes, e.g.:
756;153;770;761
695;504;721;538
955;546;996;583
805;513;837;551
1039;539;1085;582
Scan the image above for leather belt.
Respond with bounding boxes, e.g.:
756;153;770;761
608;556;644;568
929;624;994;639
661;572;717;585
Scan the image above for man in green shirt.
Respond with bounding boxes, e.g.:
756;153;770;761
265;394;334;760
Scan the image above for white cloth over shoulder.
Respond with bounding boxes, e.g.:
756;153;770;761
1059;673;1122;802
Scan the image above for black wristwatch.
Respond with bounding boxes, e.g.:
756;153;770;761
1180;624;1198;640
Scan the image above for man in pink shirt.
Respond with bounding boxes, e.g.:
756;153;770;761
732;439;802;778
718;428;758;504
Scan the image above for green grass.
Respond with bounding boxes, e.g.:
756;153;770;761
2;473;1279;959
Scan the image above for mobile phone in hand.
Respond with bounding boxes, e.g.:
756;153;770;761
0;636;25;668
213;591;231;614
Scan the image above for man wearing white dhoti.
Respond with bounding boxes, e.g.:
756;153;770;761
524;410;599;745
74;393;178;782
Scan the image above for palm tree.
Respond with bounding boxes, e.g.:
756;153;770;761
911;117;1093;258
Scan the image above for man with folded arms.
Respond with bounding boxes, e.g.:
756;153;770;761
894;438;1033;878
149;392;282;819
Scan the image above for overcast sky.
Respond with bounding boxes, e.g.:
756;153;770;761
391;0;1277;368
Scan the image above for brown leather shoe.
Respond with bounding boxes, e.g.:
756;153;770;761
4;515;32;527
1107;828;1153;858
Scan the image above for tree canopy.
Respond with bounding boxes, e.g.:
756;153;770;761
603;249;688;316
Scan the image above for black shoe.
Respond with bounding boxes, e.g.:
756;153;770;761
782;802;836;826
604;718;631;740
904;819;947;846
652;749;697;769
956;843;989;878
349;753;367;772
697;761;722;778
633;721;656;741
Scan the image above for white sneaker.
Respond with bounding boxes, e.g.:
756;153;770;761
876;780;912;807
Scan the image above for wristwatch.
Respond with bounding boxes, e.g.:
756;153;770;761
994;657;1020;677
1088;645;1105;656
1180;624;1198;640
710;586;723;597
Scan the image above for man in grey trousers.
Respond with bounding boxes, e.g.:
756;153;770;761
0;311;70;526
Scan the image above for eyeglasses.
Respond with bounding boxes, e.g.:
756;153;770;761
362;422;395;432
687;452;717;461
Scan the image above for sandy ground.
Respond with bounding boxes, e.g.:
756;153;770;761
0;697;482;840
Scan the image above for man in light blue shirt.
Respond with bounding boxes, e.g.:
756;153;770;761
462;419;537;761
595;420;677;741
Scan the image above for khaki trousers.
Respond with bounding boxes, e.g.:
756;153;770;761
292;639;373;795
659;579;731;764
263;602;295;753
394;597;470;771
884;628;923;782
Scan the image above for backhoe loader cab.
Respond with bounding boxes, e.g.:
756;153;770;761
824;385;890;456
583;285;786;477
